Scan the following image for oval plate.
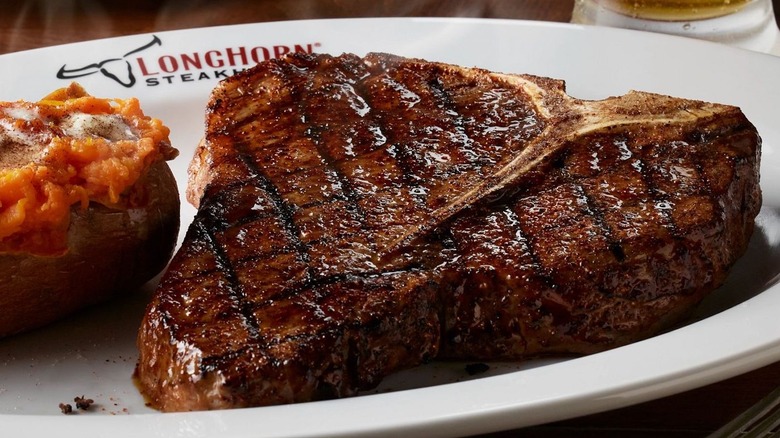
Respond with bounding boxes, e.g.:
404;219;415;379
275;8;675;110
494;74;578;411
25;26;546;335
0;17;779;438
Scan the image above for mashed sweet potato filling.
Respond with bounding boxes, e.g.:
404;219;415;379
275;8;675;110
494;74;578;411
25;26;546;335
0;83;178;255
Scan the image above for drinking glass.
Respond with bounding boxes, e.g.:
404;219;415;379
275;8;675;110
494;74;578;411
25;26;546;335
571;0;779;52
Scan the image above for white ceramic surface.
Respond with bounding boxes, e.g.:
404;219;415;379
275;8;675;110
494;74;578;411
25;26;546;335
0;17;779;438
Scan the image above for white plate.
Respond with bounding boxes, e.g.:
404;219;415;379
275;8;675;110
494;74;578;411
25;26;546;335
1;17;779;437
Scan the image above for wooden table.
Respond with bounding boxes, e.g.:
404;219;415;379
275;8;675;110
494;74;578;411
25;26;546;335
2;1;779;436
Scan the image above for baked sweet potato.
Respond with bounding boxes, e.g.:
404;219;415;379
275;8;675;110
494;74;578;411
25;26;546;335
0;83;180;337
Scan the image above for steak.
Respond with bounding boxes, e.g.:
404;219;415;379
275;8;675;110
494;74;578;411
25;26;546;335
135;52;761;411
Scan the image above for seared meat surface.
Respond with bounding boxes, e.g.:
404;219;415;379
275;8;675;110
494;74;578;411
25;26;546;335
136;52;761;411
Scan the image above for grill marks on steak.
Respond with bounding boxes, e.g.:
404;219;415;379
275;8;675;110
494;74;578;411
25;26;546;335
443;121;759;359
137;52;761;411
194;53;556;262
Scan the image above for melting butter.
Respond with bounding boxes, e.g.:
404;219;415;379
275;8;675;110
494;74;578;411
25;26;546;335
61;113;138;142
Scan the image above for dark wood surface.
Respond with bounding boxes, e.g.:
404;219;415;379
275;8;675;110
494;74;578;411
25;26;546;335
2;1;780;436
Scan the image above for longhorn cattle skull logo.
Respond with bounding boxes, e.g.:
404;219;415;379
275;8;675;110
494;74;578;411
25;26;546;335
56;36;162;88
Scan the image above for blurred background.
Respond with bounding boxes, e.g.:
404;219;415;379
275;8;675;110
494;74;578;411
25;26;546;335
1;1;600;54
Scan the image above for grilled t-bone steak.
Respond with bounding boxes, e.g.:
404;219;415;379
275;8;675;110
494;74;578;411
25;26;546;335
136;52;761;411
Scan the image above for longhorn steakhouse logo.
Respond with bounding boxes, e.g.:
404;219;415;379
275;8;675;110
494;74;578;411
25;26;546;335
56;35;321;88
